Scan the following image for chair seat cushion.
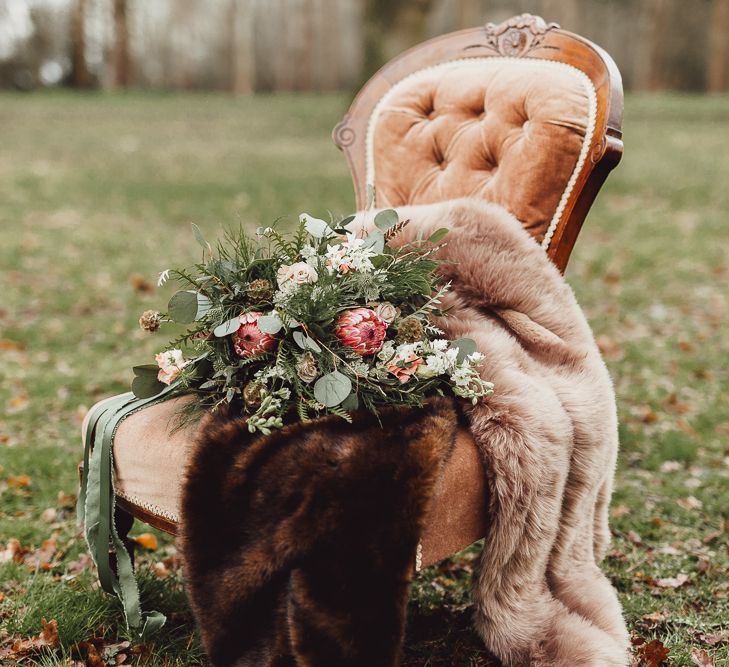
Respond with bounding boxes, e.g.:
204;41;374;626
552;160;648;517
82;396;487;568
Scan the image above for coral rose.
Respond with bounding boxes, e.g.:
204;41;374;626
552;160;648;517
155;349;188;385
232;311;277;358
386;353;424;384
335;307;387;357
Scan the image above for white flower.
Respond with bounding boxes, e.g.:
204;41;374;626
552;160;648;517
277;261;318;288
155;349;188;385
394;342;422;358
325;233;377;274
430;339;449;352
377;340;396;362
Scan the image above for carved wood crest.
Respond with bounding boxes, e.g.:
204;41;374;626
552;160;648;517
483;14;560;57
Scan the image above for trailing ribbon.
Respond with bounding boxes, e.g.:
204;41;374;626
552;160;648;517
77;387;176;636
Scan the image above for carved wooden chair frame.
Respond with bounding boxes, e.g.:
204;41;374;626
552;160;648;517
333;13;624;272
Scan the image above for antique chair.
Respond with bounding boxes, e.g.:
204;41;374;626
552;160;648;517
82;14;623;570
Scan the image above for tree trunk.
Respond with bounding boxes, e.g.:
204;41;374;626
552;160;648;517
707;0;729;92
69;0;90;88
112;0;130;88
228;0;255;93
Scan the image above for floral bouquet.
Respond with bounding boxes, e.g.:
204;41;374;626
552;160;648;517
133;209;493;434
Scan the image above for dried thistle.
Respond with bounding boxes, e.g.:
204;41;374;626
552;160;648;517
395;317;424;344
138;310;161;333
246;278;274;302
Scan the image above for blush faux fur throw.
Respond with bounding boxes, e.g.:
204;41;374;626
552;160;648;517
180;399;459;667
181;198;629;667
354;199;630;666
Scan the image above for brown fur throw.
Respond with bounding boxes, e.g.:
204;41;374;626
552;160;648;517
355;199;630;666
180;399;458;667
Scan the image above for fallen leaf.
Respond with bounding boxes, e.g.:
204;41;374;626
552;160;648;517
128;273;154;293
1;618;60;660
611;504;631;518
700;630;729;646
637;406;658;424
654;573;689;588
677;496;703;511
695;558;711;574
627;530;643;546
633;637;670;666
0;339;24;351
65;552;94;576
690;647;715;666
24;538;58;570
133;533;158;551
0;539;27;563
6;394;29;414
151;561;170;578
595;334;623;358
57;491;77;508
41;508;58;523
641;610;669;625
6;474;31;488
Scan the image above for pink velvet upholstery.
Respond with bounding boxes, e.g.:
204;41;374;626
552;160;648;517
370;59;595;241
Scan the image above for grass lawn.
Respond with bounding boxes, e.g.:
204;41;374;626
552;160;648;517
0;91;727;666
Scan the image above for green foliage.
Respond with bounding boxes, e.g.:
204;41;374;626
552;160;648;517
134;216;488;431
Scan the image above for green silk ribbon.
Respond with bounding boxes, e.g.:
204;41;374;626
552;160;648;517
77;388;176;636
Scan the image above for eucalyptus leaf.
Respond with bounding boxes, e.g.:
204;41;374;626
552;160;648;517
363;230;385;254
300;213;334;239
313;371;352;407
167;290;211;323
213;317;241;338
168;291;199;324
374;208;398;231
131;365;165;399
428;227;450;244
257;313;283;334
451;338;478;363
341;392;359;412
339;214;356;227
293;331;322;353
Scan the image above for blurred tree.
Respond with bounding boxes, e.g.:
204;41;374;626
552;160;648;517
112;0;130;88
69;0;90;87
708;0;729;91
363;0;434;80
228;0;254;93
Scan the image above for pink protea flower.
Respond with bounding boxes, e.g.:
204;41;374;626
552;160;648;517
232;311;277;358
335;307;387;356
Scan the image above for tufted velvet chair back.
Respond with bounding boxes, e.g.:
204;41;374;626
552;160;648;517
334;14;624;272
